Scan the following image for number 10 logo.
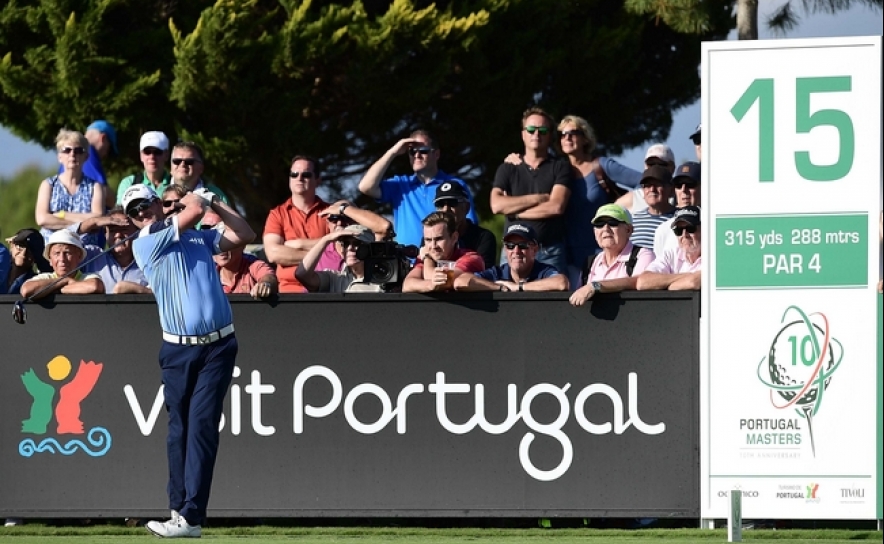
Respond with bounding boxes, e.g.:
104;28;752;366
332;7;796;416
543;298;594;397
731;76;855;182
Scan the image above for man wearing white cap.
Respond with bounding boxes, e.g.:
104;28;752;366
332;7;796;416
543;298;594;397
616;143;676;216
19;230;104;299
121;182;255;538
115;131;173;205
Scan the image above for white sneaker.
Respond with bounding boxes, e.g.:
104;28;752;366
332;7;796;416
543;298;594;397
4;518;23;527
145;516;201;538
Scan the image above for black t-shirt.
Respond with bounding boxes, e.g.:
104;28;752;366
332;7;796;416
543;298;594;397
458;220;497;270
492;157;572;246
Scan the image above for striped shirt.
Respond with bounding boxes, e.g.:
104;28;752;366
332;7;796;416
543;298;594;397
630;210;674;249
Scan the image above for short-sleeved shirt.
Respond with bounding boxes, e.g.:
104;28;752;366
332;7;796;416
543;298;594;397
218;254;276;295
82;245;149;293
457;220;497;270
476;260;560;283
413;248;485;275
645;248;703;274
316;243;344;273
630;209;675;249
587;243;654;282
115;171;173;205
0;246;10;289
378;171;478;248
263;197;331;293
492;157;572;246
132;217;231;336
653;217;678;257
316;266;384;293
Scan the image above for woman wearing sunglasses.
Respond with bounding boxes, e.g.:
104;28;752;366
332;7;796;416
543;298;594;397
569;204;653;306
35;128;104;248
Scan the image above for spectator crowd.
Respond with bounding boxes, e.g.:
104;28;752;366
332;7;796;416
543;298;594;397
2;108;710;301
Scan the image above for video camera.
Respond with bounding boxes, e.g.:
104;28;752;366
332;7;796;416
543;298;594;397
355;242;419;292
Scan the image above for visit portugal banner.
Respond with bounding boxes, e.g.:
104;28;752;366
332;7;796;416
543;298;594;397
700;35;882;521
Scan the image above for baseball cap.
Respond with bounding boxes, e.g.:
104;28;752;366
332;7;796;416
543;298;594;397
644;143;674;164
122;184;158;214
86;120;118;156
591;204;632;225
434;182;469;205
503;222;538;244
640;165;673;185
672;206;701;229
673;161;701;185
689;123;701;144
139;131;170;151
43;230;87;262
342;224;374;244
12;228;43;251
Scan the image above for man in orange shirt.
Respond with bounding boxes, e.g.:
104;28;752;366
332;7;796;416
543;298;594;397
262;155;331;293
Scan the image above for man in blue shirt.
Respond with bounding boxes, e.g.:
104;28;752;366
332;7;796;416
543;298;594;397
69;208;151;294
123;184;255;539
454;223;569;292
357;129;478;248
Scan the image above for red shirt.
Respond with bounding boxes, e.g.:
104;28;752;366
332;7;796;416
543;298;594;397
219;254;276;295
414;248;485;274
264;198;330;293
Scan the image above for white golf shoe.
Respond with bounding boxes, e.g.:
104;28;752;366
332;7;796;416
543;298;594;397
145;515;201;538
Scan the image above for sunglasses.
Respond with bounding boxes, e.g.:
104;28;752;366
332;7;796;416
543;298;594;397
290;171;314;180
674;181;698;190
504;241;534;250
59;146;86;155
199;224;219;230
162;199;181;207
673;224;698;236
172;158;200;167
408;147;434;157
524;125;550;135
435;198;462;209
326;214;352;224
142;148;165;156
593;219;625;229
126;199;154;218
340;239;364;249
559;129;584;138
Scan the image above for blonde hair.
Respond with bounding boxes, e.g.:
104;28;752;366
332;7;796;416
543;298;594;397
557;115;597;155
55;128;89;152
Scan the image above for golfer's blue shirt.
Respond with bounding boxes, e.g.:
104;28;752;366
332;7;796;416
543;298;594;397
132;217;231;336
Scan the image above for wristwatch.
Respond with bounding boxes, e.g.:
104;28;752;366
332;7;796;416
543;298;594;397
518;280;525;292
338;203;349;215
591;281;603;293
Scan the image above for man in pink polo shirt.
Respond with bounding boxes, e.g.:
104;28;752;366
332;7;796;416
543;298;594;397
637;206;702;291
402;211;484;293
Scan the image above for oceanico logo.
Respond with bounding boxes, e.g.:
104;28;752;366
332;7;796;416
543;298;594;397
19;356;111;458
291;366;665;481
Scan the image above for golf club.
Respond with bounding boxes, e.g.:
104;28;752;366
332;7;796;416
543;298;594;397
12;230;141;325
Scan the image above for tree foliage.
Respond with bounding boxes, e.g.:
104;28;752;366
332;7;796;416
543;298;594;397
1;0;732;231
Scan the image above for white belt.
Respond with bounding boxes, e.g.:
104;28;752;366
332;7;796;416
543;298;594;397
162;324;235;346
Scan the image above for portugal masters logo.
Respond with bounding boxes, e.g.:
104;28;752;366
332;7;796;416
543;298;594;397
19;355;111;457
756;305;843;457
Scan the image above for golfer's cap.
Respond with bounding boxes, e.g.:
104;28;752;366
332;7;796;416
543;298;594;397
139;131;169;151
86;120;118;155
43;229;87;261
122;184;158;214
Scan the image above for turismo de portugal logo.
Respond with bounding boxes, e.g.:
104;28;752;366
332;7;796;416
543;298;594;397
18;355;111;458
757;305;843;457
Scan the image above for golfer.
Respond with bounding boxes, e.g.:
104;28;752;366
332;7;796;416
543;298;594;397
122;184;255;538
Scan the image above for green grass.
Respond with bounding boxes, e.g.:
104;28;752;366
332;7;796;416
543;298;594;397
0;526;882;543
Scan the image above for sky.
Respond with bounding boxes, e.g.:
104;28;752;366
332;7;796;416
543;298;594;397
1;2;882;179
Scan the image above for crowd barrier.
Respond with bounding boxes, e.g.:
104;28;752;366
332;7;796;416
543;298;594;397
0;291;700;518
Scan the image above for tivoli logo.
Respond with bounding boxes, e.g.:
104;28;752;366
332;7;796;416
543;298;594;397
19;355;111;457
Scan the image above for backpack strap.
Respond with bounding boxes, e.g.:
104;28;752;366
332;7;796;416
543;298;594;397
625;245;642;277
591;158;625;203
581;252;600;286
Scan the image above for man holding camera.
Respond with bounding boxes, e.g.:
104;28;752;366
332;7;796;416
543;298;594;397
402;211;484;293
357;130;478;248
296;224;384;293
